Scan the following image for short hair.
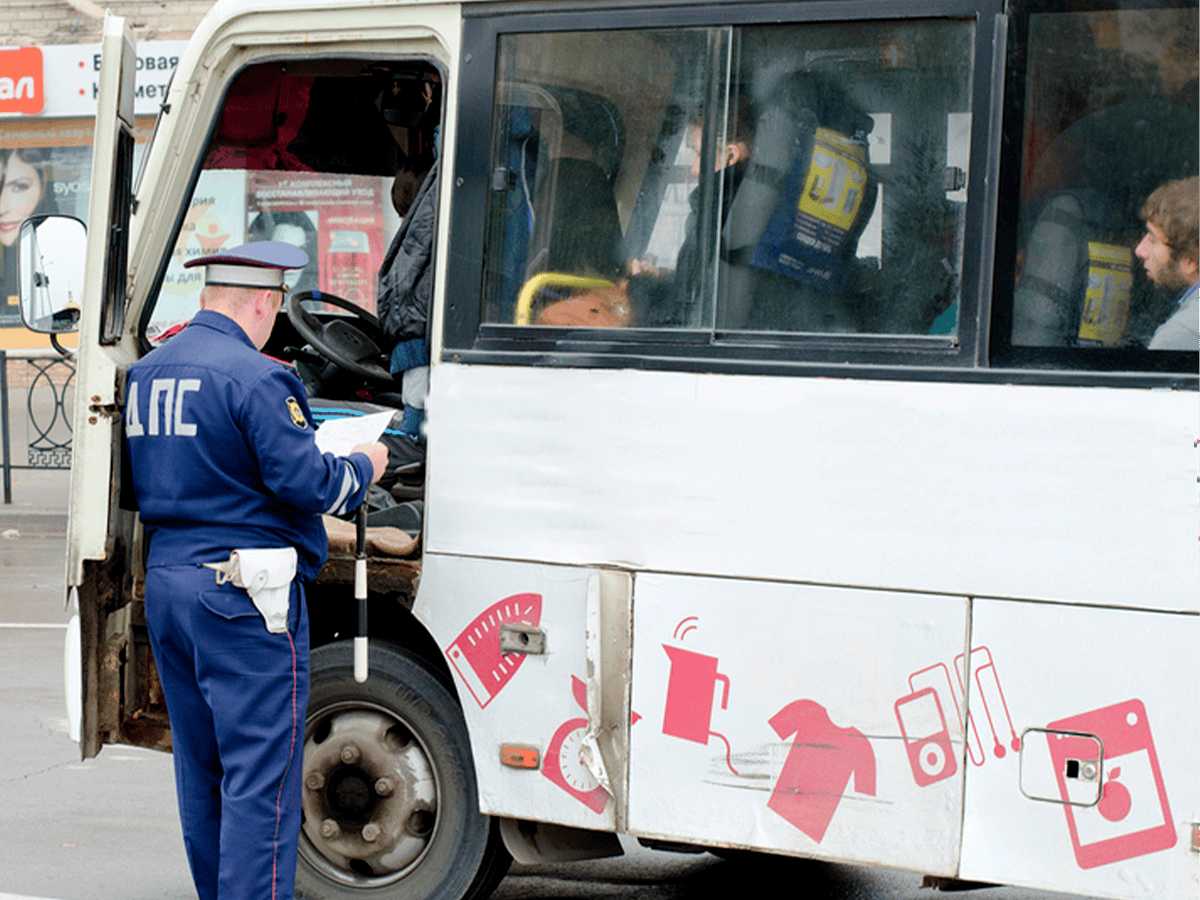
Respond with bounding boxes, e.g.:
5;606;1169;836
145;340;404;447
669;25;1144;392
200;282;269;315
1141;175;1199;263
728;93;756;151
392;158;432;217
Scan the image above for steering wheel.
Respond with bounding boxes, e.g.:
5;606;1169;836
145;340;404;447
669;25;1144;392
286;290;395;384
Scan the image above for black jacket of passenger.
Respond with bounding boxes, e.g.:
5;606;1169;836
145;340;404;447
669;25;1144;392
378;160;438;346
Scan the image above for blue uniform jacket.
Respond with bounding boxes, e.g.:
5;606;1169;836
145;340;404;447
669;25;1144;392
124;309;374;582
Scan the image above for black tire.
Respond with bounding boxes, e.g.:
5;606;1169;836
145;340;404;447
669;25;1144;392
296;640;511;900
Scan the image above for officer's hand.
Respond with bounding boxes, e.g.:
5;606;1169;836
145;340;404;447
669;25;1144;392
352;442;389;484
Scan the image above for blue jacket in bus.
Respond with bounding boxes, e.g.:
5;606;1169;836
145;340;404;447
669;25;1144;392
124;309;373;582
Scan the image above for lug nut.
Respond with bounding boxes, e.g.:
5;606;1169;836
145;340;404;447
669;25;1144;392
305;771;325;791
361;823;382;843
320;819;340;839
374;777;395;797
339;743;361;765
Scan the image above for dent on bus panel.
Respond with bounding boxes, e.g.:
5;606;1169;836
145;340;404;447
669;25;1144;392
483;19;975;338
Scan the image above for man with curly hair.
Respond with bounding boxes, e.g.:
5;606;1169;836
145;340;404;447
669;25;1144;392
1137;175;1199;350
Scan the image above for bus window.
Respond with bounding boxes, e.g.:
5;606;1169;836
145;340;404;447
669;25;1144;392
717;19;974;338
480;19;976;338
480;28;709;328
998;4;1198;365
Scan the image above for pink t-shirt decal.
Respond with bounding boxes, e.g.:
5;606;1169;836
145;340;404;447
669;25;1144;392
767;699;877;843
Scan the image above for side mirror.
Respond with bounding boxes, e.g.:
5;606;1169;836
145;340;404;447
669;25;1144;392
18;214;87;334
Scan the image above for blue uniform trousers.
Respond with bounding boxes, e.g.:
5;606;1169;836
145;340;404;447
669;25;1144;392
146;565;310;900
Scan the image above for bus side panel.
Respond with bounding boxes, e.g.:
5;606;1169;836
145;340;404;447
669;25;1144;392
627;575;967;875
959;599;1199;900
425;364;1197;614
415;553;619;831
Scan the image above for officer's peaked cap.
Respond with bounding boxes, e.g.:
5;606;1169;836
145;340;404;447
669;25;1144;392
184;240;309;291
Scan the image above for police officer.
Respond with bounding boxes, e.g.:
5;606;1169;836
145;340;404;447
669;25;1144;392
123;241;388;900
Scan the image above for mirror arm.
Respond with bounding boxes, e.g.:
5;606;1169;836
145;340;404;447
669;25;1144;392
50;332;75;360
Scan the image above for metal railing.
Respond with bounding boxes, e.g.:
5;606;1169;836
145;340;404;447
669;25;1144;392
0;349;75;503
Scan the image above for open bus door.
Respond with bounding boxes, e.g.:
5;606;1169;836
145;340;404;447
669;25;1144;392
67;13;158;759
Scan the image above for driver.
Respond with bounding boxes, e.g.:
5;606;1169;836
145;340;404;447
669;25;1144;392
123;240;388;900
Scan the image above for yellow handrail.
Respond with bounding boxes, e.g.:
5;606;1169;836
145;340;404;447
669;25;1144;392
515;273;616;325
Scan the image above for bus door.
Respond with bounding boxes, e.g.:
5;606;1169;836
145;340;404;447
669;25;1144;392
78;2;459;764
69;13;142;757
961;598;1199;897
630;575;969;873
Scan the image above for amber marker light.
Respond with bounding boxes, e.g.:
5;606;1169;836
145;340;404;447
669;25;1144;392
499;745;540;770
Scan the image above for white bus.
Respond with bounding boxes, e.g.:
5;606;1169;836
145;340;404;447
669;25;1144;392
22;0;1197;898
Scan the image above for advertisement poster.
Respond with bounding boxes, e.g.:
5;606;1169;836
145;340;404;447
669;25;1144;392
0;116;155;338
150;169;249;334
0;38;183;346
0;136;98;328
246;172;388;314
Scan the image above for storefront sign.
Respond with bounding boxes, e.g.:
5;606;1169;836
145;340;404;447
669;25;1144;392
0;42;187;119
0;48;44;115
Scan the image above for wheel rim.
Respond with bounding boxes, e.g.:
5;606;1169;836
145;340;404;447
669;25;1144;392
300;700;440;888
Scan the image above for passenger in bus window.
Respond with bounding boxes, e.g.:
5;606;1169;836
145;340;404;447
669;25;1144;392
525;90;628;328
626;98;755;328
545;133;625;284
370;69;441;433
378;154;438;435
1136;176;1198;350
717;72;876;333
522;89;640;327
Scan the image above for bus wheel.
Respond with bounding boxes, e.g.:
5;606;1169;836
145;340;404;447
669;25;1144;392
296;640;511;900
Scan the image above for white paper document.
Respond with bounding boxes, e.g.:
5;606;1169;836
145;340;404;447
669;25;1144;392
314;410;393;457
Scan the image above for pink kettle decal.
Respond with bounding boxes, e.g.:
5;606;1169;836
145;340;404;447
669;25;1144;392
767;699;876;843
1046;699;1175;869
446;592;542;708
661;618;739;775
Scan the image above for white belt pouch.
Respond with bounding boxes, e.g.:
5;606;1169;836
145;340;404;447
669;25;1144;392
203;547;298;634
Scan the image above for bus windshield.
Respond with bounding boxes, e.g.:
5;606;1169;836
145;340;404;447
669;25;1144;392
144;60;440;337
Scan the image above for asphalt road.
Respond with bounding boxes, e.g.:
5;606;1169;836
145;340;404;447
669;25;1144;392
0;471;1109;900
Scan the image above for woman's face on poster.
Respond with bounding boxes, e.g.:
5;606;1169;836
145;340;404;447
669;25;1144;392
0;153;45;247
272;222;310;290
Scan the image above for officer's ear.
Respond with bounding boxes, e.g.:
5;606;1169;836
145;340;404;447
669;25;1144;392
254;287;283;316
245;288;283;349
